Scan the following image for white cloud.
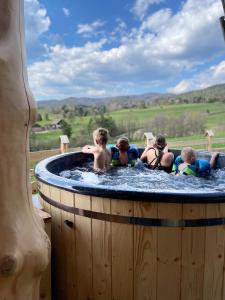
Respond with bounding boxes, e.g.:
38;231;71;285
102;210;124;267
27;0;225;100
24;0;51;59
63;8;70;17
140;8;171;32
168;60;225;93
132;0;163;20
168;80;191;94
130;0;224;64
77;19;106;35
86;89;107;97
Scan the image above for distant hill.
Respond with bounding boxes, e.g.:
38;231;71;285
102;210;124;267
165;83;225;105
37;92;172;108
37;83;225;110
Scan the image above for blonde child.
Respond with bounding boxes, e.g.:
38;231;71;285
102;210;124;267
173;147;219;176
82;128;111;172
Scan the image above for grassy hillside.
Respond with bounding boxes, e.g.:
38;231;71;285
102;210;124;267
31;102;225;151
108;102;225;132
177;83;225;102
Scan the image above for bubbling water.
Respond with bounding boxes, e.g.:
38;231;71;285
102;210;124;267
59;163;225;193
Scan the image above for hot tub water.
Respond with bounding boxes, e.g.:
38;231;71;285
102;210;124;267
60;163;225;193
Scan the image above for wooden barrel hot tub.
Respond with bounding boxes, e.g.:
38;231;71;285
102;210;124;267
36;151;225;300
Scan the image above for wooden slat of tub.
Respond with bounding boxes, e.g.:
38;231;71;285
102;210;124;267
38;209;52;300
157;203;182;300
181;204;206;300
49;186;64;300
38;182;44;208
134;202;157;300
75;194;92;300
221;203;225;300
39;182;51;215
37;183;52;300
61;190;76;300
92;197;111;300
111;199;134;300
203;204;225;300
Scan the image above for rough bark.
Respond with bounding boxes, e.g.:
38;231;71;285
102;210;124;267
0;0;50;299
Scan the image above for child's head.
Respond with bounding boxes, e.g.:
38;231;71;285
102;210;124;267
93;128;109;146
116;136;130;152
181;147;196;164
154;135;166;150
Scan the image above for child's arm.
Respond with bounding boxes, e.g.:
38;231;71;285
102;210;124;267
210;152;219;169
82;145;96;154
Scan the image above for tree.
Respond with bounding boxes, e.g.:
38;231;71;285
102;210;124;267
62;104;69;114
37;113;42;121
139;100;146;109
44;112;49;121
61;119;72;138
77;106;84;116
88;114;118;137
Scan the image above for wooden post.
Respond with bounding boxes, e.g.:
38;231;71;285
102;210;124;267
144;132;155;147
60;135;70;154
205;130;214;152
0;1;50;299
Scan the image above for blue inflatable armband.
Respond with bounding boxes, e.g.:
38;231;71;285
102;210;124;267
196;159;211;177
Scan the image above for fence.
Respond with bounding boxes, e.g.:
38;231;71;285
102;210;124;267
168;137;225;151
30;147;81;162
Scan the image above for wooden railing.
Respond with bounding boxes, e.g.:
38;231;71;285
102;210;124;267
30;147;81;162
168;137;225;149
30;147;80;195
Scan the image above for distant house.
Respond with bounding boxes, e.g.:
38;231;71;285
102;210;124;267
31;123;44;132
44;119;63;130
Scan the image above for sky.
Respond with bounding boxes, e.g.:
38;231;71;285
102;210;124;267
24;0;225;100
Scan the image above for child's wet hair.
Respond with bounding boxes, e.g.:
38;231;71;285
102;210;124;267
93;128;109;145
181;147;196;162
154;135;166;150
116;136;130;151
117;136;129;145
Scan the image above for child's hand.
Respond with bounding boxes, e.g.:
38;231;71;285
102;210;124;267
82;145;91;152
82;145;95;154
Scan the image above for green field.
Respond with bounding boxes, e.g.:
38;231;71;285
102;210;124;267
32;102;225;150
107;103;225;131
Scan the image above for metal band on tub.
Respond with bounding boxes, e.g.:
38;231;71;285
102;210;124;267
39;191;225;228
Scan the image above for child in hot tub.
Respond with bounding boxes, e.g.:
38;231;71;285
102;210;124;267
82;128;111;173
172;147;219;176
110;137;139;167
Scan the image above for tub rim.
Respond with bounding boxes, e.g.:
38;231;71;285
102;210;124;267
35;151;225;204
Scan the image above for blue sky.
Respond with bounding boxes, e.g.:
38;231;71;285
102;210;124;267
24;0;225;100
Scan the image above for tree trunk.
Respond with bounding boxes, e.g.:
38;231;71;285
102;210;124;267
0;0;50;299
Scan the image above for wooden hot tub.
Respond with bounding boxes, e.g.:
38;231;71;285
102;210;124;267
36;151;225;300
